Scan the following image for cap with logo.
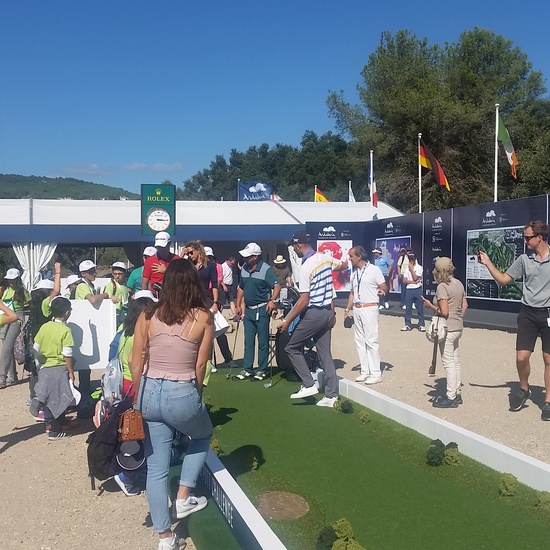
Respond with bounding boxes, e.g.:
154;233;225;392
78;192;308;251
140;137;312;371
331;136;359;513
116;441;146;471
79;260;96;273
204;246;214;257
239;243;262;257
33;279;55;290
66;274;81;286
288;231;311;247
154;232;171;247
143;246;157;257
372;248;382;254
111;262;127;271
4;268;21;280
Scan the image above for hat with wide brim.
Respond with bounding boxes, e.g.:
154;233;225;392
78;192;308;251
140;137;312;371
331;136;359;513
273;255;286;264
116;440;146;471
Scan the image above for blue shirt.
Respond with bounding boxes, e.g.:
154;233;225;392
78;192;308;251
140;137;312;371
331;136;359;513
374;255;391;276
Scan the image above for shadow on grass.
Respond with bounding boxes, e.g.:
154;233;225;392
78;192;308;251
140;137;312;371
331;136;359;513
209;407;238;428
221;444;266;478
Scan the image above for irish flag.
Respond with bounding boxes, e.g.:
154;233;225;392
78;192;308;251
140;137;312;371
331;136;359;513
498;115;519;179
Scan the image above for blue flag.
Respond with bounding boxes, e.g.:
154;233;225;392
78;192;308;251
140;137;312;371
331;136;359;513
238;181;272;201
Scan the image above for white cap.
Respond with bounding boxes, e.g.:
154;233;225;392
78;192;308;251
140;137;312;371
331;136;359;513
143;246;157;257
133;289;158;302
111;262;127;271
155;232;171;247
239;243;262;257
4;268;21;280
33;279;55;290
204;246;214;257
66;274;81;286
79;260;96;272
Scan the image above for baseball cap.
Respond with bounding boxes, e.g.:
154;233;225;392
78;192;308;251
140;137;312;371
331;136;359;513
133;289;158;302
66;274;81;286
116;441;145;471
33;279;55;291
79;260;96;273
4;268;21;280
288;231;311;246
155;232;171;247
111;262;127;271
372;248;382;254
143;246;157;257
204;246;214;257
408;253;416;259
239;243;262;257
435;257;454;271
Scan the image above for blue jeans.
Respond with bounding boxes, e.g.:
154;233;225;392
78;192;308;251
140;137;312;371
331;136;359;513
405;287;424;327
137;378;212;533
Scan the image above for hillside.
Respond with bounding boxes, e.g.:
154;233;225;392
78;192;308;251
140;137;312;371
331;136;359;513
0;174;139;200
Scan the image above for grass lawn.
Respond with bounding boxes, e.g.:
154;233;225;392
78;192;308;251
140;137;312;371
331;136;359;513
203;372;550;550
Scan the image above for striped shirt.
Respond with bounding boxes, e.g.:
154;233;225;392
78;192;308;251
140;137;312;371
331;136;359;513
299;251;340;307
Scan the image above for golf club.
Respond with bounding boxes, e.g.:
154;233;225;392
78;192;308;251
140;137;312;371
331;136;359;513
264;319;275;388
226;316;241;380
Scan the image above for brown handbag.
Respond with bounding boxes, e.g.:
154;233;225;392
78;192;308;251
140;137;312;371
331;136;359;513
118;407;145;442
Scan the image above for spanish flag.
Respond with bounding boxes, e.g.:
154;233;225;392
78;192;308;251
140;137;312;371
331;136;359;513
419;141;450;191
314;185;330;202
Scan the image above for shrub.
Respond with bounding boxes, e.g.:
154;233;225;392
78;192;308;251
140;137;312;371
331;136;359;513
536;491;550;512
340;400;354;414
332;518;354;540
210;437;223;456
444;447;461;466
426;439;445;466
333;400;342;412
499;473;519;497
359;411;370;424
203;395;213;412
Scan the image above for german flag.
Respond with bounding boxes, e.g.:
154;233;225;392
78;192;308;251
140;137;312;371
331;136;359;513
314;186;330;202
419;140;450;191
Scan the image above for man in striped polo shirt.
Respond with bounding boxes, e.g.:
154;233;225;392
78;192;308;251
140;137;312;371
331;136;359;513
279;231;345;407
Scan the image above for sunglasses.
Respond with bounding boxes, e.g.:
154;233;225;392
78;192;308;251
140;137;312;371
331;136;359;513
524;234;539;242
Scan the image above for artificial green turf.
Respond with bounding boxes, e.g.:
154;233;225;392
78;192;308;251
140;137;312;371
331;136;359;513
204;372;550;550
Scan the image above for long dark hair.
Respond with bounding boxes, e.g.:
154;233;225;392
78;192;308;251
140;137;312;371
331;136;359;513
146;259;208;325
124;297;153;337
2;276;27;305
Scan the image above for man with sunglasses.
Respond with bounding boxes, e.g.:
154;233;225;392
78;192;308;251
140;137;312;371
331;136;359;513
478;220;550;420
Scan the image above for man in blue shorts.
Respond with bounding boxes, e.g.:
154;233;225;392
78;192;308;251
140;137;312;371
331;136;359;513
478;220;550;420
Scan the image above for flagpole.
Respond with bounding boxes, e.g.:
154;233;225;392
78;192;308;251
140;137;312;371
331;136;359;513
494;103;500;202
314;184;317;202
369;150;374;218
237;178;240;202
418;133;422;213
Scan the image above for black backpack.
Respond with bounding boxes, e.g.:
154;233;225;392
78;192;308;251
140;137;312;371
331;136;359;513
86;396;133;489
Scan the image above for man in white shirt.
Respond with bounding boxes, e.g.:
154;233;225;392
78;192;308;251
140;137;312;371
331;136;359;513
401;252;425;331
220;256;238;321
344;246;387;384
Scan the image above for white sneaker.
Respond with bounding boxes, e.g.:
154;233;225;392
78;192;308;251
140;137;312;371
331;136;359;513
211;365;218;373
365;377;382;385
412;303;416;309
402;305;406;310
290;385;319;399
379;305;384;310
355;373;369;382
172;495;208;519
158;533;187;550
316;396;338;408
384;302;389;309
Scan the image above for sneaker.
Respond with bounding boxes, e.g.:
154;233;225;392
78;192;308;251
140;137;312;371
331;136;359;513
158;533;187;550
379;305;384;311
316;396;338;408
29;398;41;418
236;370;253;380
355;373;369;382
26;397;32;406
172;495;208;519
290;385;319;399
541;402;550;421
412;303;416;310
384;302;389;309
432;395;459;408
34;411;45;422
401;305;406;310
400;326;412;331
455;394;463;405
365;377;382;385
48;431;72;441
254;371;267;381
114;473;141;496
210;365;218;373
418;326;426;332
509;386;531;411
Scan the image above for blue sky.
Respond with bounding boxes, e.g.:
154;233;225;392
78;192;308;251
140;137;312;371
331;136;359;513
1;1;548;194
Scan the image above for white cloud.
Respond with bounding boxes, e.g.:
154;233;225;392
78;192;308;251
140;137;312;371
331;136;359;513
62;163;111;176
152;162;184;172
122;163;147;171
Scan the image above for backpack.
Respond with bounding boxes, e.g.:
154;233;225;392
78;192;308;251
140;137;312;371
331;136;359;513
86;396;133;489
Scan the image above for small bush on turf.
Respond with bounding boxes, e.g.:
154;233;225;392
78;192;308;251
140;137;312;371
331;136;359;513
359;411;370;424
210;437;223;456
203;395;213;412
327;518;366;550
444;443;461;466
536;491;550;513
333;400;342;412
426;439;445;466
499;473;519;497
340;400;354;414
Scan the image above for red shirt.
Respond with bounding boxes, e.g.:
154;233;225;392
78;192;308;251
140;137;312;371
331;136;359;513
142;253;180;288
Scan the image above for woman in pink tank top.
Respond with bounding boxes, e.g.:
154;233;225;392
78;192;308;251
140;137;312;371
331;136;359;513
130;259;213;550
